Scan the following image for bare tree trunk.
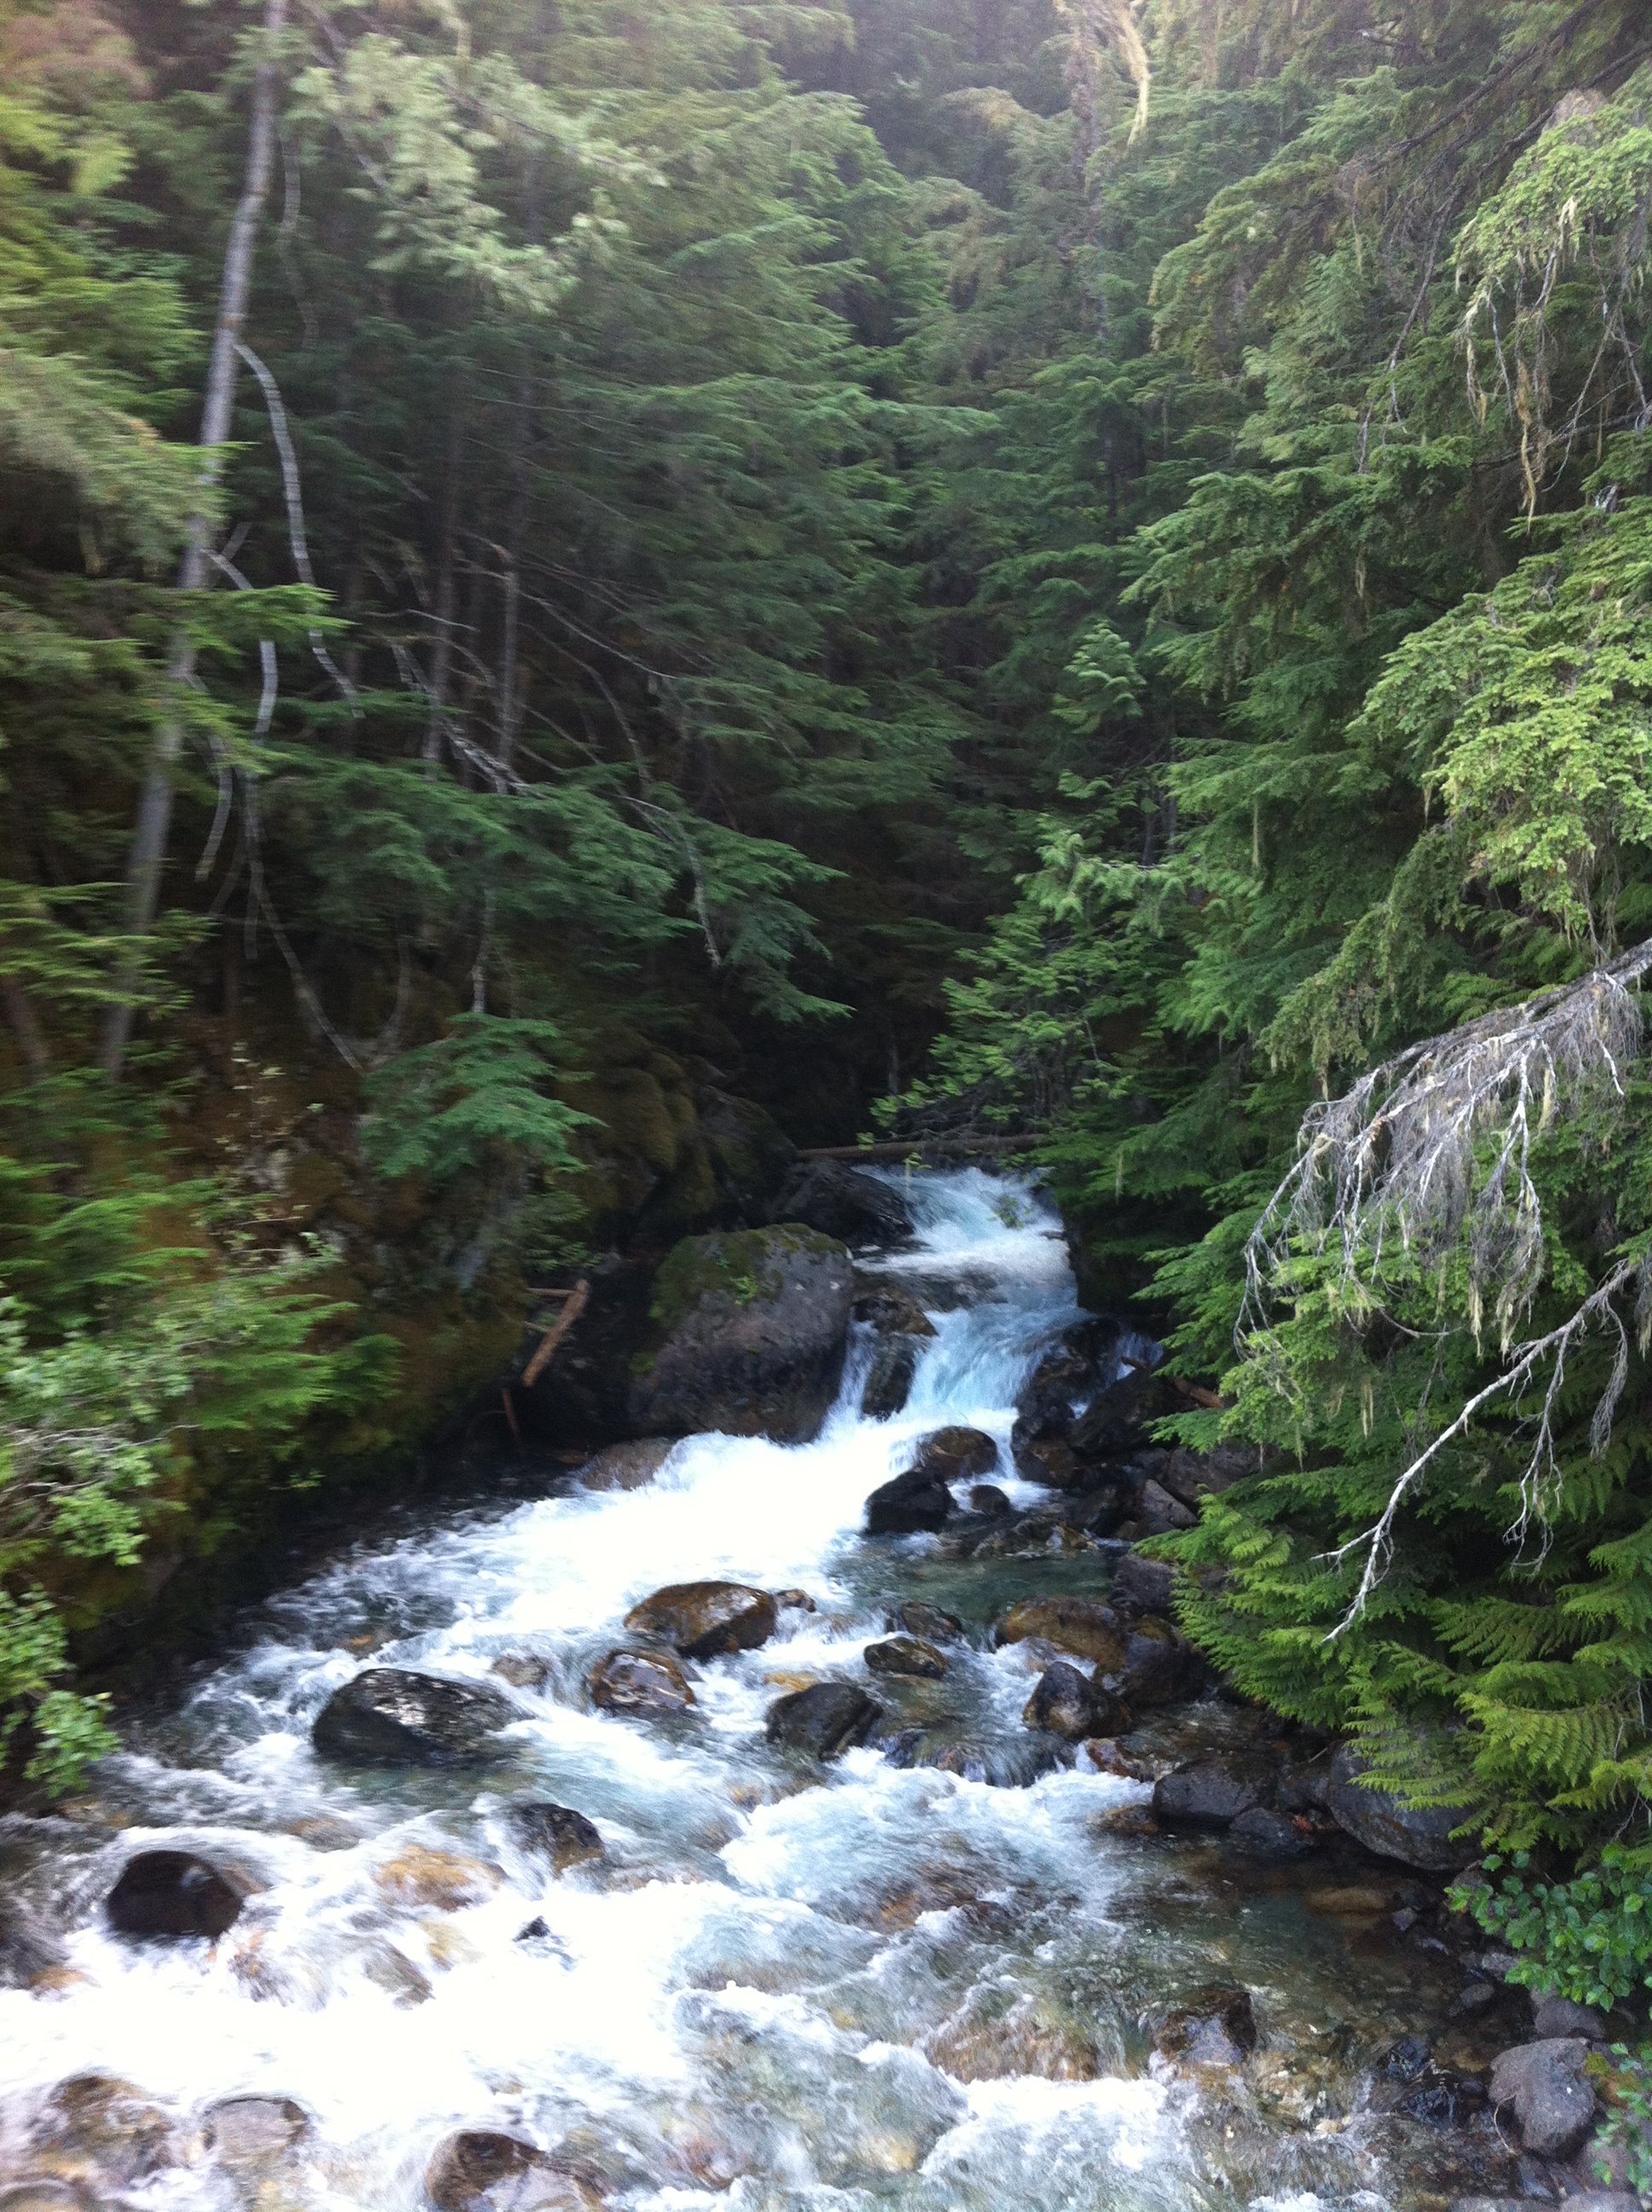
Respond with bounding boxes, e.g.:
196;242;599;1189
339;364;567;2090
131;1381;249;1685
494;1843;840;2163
101;0;288;1076
424;404;465;768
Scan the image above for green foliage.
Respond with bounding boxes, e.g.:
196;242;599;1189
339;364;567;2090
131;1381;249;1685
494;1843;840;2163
361;1013;592;1182
1454;1847;1652;2015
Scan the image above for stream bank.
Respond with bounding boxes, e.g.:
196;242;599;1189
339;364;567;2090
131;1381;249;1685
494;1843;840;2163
0;1171;1631;2210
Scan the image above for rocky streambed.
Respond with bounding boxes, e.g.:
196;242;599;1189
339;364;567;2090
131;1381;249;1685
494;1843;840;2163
0;1170;1637;2211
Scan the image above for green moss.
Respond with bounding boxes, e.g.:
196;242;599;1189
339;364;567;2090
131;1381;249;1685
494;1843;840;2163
648;1225;839;1337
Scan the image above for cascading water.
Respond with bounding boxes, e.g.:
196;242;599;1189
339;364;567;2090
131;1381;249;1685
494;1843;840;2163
0;1173;1484;2209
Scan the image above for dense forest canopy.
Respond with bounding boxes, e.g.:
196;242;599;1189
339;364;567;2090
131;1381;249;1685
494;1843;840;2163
4;0;1652;2011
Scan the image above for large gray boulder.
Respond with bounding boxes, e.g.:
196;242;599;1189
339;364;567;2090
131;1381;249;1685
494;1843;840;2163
1326;1743;1478;1870
628;1226;853;1442
771;1161;913;1246
1488;2037;1597;2157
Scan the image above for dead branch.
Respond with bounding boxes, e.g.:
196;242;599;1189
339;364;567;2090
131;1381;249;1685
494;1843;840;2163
521;1278;590;1389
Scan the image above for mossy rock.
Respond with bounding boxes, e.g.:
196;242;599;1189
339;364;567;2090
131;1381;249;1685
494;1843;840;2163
629;1225;853;1443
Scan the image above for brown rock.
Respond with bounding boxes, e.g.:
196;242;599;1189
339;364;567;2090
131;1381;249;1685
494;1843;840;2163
1137;1479;1195;1534
895;1601;963;1643
426;2130;604;2211
503;1803;604;1873
623;1581;777;1660
203;2095;309;2166
577;1438;677;1492
864;1635;949;1679
912;1427;998;1482
375;1845;503;1912
1154;1985;1258;2069
924;1994;1099;2083
1023;1662;1126;1741
106;1851;254;1941
589;1648;695;1715
773;1588;817;1612
995;1598;1126;1671
969;1484;1013;1515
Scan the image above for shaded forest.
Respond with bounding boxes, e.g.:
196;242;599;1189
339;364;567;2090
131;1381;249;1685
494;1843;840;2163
5;0;1652;2025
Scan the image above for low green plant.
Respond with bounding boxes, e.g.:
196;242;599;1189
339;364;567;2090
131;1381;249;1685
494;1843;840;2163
1451;1847;1652;2015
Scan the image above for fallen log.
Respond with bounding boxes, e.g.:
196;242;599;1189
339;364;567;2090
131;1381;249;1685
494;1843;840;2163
795;1134;1040;1163
521;1278;590;1388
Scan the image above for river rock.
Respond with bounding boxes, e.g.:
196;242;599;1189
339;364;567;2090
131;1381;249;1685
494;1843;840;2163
1153;1757;1273;1830
577;1438;677;1492
624;1580;777;1658
969;1483;1012;1515
375;1844;502;1912
864;1635;948;1679
912;1427;998;1481
0;2189;91;2212
1120;1615;1204;1706
426;2129;602;2211
765;1681;884;1760
1154;1985;1258;2069
1488;2037;1597;2157
772;1161;913;1246
1227;1805;1312;1856
1109;1551;1175;1615
995;1597;1126;1671
503;1803;605;1872
627;1225;853;1443
492;1651;554;1690
203;2095;309;2165
1023;1661;1126;1741
895;1601;963;1642
1137;1478;1195;1534
1326;1743;1477;1870
864;1465;954;1535
106;1850;251;1941
862;1336;921;1419
1532;1991;1606;2038
312;1668;515;1766
0;1899;67;1987
589;1648;695;1715
1399;2070;1486;2126
774;1587;817;1611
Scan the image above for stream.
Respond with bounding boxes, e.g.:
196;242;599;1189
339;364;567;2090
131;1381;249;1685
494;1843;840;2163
0;1172;1509;2209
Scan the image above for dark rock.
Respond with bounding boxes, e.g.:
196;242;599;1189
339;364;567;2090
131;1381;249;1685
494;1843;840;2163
895;1601;963;1643
1326;1743;1478;1871
203;2095;309;2164
623;1580;777;1659
1400;2072;1486;2127
312;1668;515;1766
577;1438;677;1492
865;1466;954;1535
1157;1443;1250;1509
1227;1806;1312;1856
588;1649;695;1715
1154;1757;1273;1831
969;1483;1013;1516
1489;2039;1597;2157
1119;1616;1204;1707
1023;1662;1126;1742
492;1652;554;1690
1109;1552;1175;1615
628;1226;853;1443
912;1427;998;1482
995;1598;1126;1671
503;1803;605;1872
1277;1754;1335;1813
1137;1479;1195;1534
765;1681;884;1761
852;1284;936;1336
106;1851;251;1941
1153;1986;1258;2069
0;1899;66;1987
862;1336;921;1419
1013;1435;1090;1489
1385;2035;1434;2082
882;1730;1063;1788
1532;1993;1606;2039
771;1161;913;1247
426;2128;602;2211
1069;1365;1174;1458
774;1587;817;1611
864;1635;949;1679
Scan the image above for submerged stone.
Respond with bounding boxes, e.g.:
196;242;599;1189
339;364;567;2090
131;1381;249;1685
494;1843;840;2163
503;1803;605;1872
911;1426;998;1481
994;1597;1126;1671
1154;1985;1258;2069
311;1668;515;1766
589;1648;695;1715
426;2129;604;2211
864;1634;949;1679
203;2095;309;2166
106;1851;251;1941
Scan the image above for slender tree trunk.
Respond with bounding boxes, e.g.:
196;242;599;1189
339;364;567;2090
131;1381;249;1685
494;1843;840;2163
101;0;288;1075
424;405;465;769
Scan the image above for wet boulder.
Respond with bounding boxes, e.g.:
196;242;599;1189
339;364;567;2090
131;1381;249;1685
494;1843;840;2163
1227;1805;1313;1857
627;1225;853;1443
1153;1757;1274;1831
771;1160;913;1247
854;1284;935;1336
912;1427;998;1482
1023;1662;1126;1742
312;1668;515;1766
588;1648;695;1716
1326;1743;1478;1871
1532;1992;1605;2038
864;1465;954;1536
969;1483;1012;1516
492;1651;554;1691
1136;1478;1195;1534
375;1845;503;1912
0;1899;66;1988
1489;2038;1597;2157
623;1580;777;1659
861;1335;921;1419
503;1803;605;1873
1012;1435;1091;1489
1119;1616;1205;1707
883;1730;1062;1788
106;1850;252;1941
1153;1985;1258;2069
426;2129;603;2212
864;1635;949;1679
203;2095;309;2167
576;1438;676;1493
765;1681;885;1761
895;1601;963;1643
994;1597;1126;1672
